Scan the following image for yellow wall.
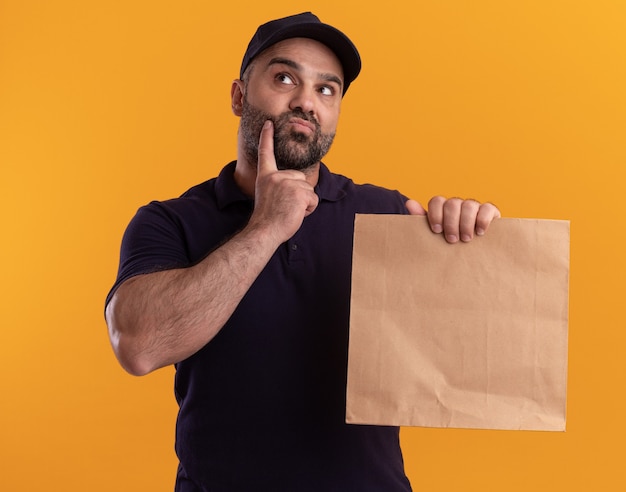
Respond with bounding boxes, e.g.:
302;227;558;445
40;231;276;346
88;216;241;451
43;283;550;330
1;1;624;490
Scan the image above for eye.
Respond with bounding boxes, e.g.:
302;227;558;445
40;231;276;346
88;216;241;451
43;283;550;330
319;86;334;96
276;73;295;85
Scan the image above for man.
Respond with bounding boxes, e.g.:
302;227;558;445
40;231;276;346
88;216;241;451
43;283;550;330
105;12;500;491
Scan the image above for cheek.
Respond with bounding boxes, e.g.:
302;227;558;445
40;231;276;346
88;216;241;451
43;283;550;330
250;86;293;114
320;110;340;135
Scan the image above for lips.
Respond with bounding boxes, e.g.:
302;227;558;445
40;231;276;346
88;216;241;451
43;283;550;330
288;117;316;133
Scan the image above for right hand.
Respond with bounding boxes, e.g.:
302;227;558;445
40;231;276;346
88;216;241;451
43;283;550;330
249;120;319;245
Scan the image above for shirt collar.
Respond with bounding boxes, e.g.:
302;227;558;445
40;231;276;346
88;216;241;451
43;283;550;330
215;161;251;210
315;162;348;202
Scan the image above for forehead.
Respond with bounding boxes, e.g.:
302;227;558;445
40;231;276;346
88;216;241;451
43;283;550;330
252;37;344;80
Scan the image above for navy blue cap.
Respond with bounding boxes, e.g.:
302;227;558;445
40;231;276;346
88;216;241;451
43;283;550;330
240;12;361;95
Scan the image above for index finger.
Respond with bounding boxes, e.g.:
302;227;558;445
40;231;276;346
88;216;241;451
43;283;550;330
405;199;426;216
257;120;277;176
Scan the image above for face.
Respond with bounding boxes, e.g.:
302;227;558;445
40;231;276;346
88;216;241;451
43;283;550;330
240;96;335;171
237;38;344;171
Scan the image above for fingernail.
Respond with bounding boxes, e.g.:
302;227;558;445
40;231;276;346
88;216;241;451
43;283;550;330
446;234;458;243
461;234;472;242
263;120;272;129
432;224;443;233
476;228;485;236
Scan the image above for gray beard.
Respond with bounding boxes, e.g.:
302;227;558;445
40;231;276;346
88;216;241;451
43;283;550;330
240;98;335;171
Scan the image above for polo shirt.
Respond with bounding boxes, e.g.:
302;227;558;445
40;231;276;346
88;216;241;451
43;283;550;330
107;161;413;492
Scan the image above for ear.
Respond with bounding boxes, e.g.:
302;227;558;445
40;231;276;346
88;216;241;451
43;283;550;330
231;79;245;116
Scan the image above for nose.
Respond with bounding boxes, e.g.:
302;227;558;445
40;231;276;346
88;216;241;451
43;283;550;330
289;84;316;115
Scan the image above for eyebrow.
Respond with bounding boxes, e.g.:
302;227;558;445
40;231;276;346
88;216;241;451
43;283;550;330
267;57;343;90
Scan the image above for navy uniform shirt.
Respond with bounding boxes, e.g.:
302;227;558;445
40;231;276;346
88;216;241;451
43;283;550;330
107;161;413;492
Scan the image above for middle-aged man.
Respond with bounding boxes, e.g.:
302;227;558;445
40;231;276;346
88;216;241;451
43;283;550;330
105;12;501;491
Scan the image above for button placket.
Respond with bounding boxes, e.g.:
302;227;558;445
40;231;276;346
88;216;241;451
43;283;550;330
286;236;303;264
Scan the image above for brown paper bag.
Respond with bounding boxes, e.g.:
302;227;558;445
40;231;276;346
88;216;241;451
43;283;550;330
346;215;569;431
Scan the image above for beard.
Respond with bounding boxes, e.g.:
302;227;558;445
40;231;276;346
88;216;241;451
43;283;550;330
240;97;335;172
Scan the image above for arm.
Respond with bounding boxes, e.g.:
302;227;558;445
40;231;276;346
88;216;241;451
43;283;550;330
106;224;279;376
406;196;501;242
106;120;318;376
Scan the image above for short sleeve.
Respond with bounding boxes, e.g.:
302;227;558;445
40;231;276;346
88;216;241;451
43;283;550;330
104;201;190;308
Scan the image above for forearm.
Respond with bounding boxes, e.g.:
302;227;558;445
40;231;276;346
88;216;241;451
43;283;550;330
106;223;280;375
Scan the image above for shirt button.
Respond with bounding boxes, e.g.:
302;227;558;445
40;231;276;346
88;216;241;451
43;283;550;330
291;243;298;251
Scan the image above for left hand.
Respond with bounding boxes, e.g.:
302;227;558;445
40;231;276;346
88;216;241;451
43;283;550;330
405;196;501;243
